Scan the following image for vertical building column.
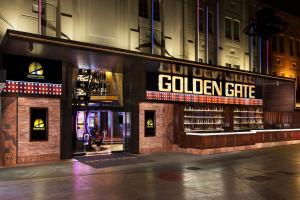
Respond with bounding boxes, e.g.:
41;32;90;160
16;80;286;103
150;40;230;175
215;0;220;65
160;0;165;56
150;0;154;54
182;0;185;59
38;0;42;35
266;39;269;74
205;5;209;63
56;0;62;38
195;0;199;61
259;37;262;73
249;32;254;72
60;62;73;159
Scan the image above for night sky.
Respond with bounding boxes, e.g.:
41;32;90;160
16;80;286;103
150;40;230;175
261;0;300;17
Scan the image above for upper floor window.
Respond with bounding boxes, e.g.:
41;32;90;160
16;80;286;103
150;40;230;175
225;18;232;39
225;63;231;68
297;40;300;57
153;0;160;21
139;0;148;18
208;12;213;34
233;65;240;70
290;38;294;56
279;35;284;53
233;20;240;41
225;17;240;41
253;37;257;46
139;0;160;21
199;9;204;32
272;35;277;52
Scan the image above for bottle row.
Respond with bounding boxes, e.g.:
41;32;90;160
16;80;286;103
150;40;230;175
234;119;263;124
233;107;263;113
184;118;223;124
234;124;264;130
233;107;263;130
184;124;224;131
184;105;224;112
184;113;224;117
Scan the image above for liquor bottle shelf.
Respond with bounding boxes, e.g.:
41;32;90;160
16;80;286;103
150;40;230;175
185;129;225;132
184;116;224;119
234;117;263;119
233;128;263;131
234;123;264;125
184;123;222;125
233;111;263;113
233;107;264;130
184;105;225;132
184;109;224;112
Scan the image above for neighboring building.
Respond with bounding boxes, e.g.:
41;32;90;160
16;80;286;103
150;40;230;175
262;7;300;107
269;8;300;79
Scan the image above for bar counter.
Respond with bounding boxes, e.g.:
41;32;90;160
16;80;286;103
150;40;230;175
185;129;300;149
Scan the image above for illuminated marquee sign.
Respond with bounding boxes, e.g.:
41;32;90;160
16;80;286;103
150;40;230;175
158;74;255;98
3;54;62;84
2;80;62;96
146;72;263;105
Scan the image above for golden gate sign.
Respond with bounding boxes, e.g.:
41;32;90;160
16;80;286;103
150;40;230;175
158;74;256;99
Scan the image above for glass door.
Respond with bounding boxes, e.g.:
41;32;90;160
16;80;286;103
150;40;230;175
74;110;130;155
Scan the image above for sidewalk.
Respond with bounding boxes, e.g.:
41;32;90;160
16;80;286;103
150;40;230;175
1;144;300;199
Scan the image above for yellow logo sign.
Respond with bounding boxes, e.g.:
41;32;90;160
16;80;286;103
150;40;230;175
33;118;45;131
27;62;45;79
146;119;154;128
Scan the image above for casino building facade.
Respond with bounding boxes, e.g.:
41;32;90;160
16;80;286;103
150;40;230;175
0;30;300;166
0;1;300;166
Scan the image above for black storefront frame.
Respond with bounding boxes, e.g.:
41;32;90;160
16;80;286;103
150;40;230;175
1;30;298;158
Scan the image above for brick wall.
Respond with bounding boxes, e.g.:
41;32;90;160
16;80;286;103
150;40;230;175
139;102;174;153
0;97;17;166
17;97;60;164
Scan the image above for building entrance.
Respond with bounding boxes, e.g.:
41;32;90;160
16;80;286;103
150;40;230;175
74;110;130;154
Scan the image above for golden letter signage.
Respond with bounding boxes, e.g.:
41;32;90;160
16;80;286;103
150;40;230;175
157;74;256;99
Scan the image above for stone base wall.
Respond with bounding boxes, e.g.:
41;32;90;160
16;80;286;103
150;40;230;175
139;102;174;153
0;97;17;166
17;97;61;164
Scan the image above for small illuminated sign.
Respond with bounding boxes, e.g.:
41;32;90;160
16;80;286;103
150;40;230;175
27;62;45;80
30;108;48;141
33;119;45;131
145;111;155;137
146;118;154;128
